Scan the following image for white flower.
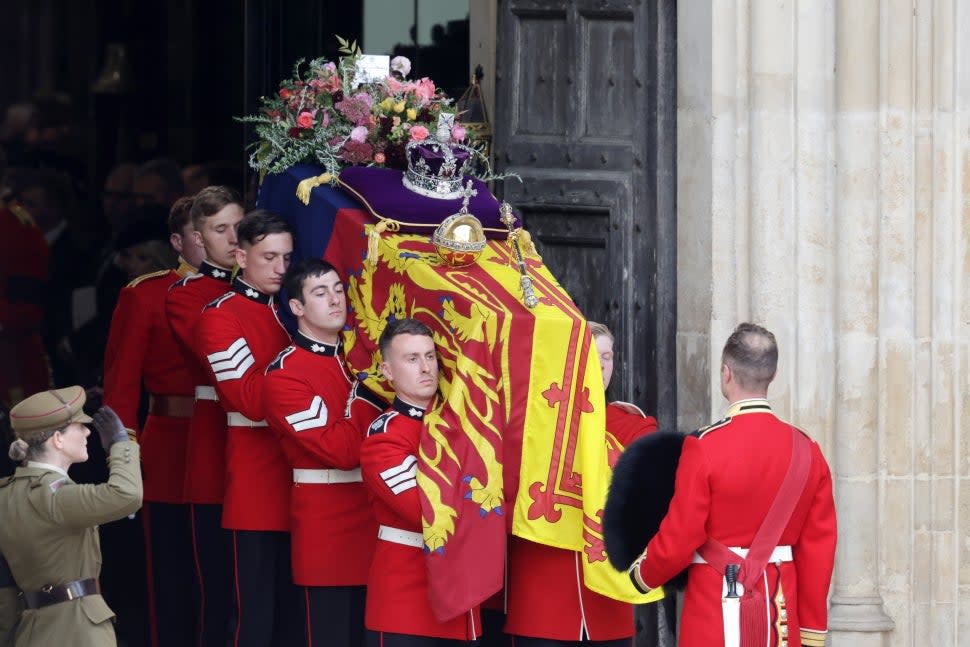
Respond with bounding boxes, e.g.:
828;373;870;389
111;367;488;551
390;56;411;78
350;126;369;143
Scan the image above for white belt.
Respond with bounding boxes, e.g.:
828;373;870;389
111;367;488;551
691;545;793;565
377;525;423;549
195;385;218;401
293;468;362;484
226;412;268;427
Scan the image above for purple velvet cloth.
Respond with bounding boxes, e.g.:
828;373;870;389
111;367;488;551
337;166;513;237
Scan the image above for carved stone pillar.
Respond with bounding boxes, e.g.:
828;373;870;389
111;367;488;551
823;1;895;643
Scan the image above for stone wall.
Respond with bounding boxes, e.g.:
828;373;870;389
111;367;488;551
677;1;969;645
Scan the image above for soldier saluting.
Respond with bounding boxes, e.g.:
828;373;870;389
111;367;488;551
0;386;143;646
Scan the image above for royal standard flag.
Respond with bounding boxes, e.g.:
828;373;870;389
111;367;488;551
259;166;662;621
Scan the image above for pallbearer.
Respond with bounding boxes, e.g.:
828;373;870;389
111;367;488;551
102;199;203;647
196;209;303;647
360;318;482;647
263;258;385;647
165;186;242;647
504;321;658;647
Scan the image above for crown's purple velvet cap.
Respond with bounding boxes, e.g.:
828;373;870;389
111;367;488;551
406;142;473;177
338;166;513;237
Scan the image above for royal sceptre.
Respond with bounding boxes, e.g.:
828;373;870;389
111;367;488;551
499;202;539;309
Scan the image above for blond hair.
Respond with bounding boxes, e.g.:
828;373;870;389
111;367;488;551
588;321;614;344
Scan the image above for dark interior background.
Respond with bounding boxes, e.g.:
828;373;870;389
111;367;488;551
0;0;470;205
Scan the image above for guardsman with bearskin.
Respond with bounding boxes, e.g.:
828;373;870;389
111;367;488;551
165;185;243;647
627;323;837;647
195;209;303;647
360;317;482;646
262;258;385;647
504;321;658;646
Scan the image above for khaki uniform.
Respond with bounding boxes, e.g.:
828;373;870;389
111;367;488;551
0;434;142;646
0;557;20;647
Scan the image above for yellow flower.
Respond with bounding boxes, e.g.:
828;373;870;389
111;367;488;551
380;97;395;111
406;108;417;121
393;100;406;114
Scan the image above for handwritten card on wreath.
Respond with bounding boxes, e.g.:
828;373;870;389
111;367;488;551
355;55;390;86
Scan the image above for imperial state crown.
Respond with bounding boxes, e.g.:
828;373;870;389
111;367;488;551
402;113;477;200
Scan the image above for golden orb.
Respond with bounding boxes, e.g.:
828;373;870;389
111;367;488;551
433;211;487;267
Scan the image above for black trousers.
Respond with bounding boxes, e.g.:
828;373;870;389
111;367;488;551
512;636;633;647
510;638;632;647
366;630;478;647
231;529;306;647
190;504;235;647
144;502;196;647
478;609;512;647
304;585;366;647
99;511;150;647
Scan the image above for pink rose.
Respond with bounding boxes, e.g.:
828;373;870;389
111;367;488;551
296;111;315;129
451;125;467;141
412;78;436;106
409;125;429;142
323;61;337;73
350;126;369;143
385;76;405;94
374;152;386;164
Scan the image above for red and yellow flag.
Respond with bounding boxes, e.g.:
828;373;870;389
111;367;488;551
326;208;661;621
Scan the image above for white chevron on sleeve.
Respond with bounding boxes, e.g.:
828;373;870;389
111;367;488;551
207;337;255;381
380;455;418;494
285;395;329;431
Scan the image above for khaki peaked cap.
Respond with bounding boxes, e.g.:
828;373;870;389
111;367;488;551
9;386;94;439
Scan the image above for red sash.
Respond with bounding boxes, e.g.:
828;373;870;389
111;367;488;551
696;428;812;647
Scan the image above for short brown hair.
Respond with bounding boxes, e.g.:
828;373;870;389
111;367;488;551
168;196;194;234
722;322;778;391
190;185;241;230
379;317;434;357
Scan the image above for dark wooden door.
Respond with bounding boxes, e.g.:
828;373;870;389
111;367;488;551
494;0;677;431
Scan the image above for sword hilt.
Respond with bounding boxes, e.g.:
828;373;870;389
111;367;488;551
724;563;740;598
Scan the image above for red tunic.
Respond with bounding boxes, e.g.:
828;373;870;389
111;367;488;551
505;402;657;641
262;331;384;586
635;399;837;647
196;276;291;531
103;261;195;503
165;261;233;504
360;398;482;641
0;201;50;405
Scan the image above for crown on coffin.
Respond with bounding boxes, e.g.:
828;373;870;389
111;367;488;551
402;113;476;200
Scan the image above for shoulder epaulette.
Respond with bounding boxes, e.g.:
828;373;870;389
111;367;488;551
349;381;388;412
266;346;295;373
367;411;397;437
790;424;814;441
204;292;235;310
171;273;203;290
127;269;171;288
696;416;732;439
610;400;647;417
8;202;37;227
